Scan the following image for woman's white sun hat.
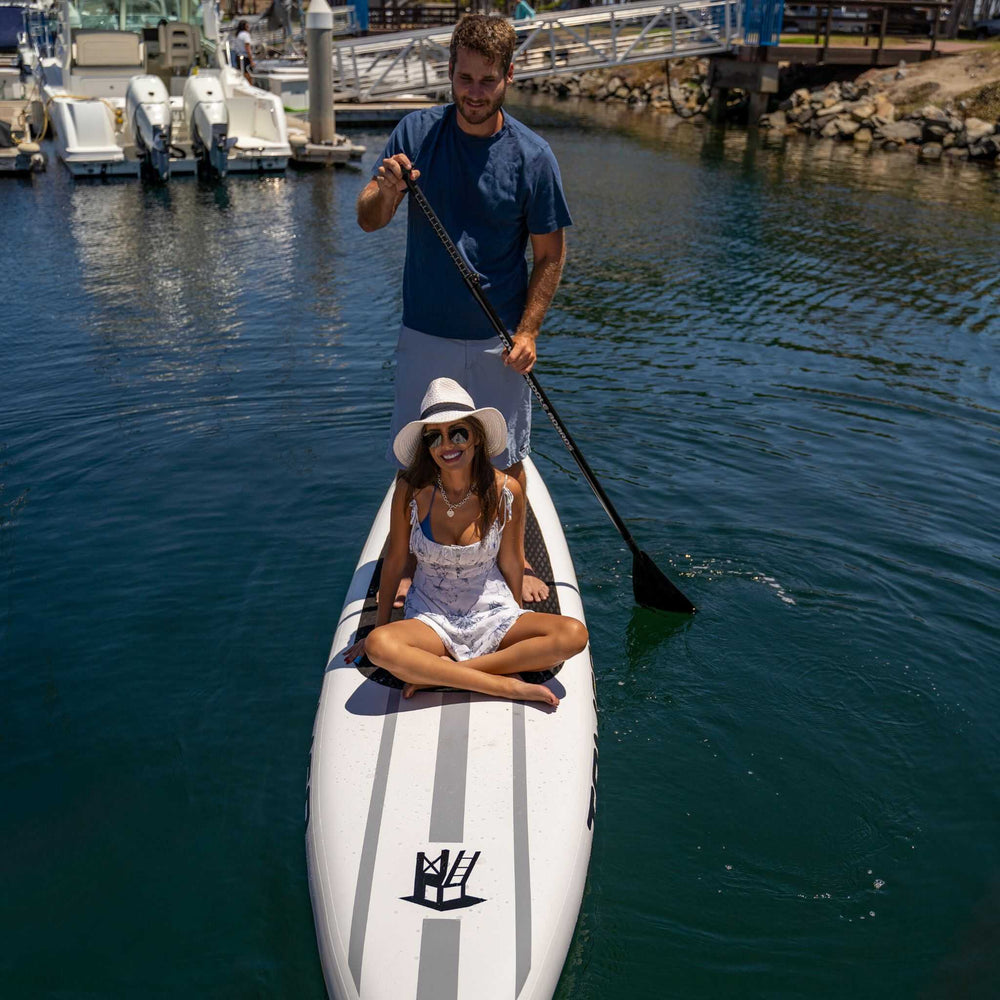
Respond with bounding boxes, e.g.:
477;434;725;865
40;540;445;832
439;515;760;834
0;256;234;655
393;377;509;465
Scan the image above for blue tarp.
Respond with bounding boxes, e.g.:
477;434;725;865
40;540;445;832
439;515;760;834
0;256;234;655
353;0;368;33
0;6;25;52
743;0;784;45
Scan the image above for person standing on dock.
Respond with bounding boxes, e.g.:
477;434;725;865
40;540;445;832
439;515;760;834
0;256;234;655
231;21;255;83
356;13;571;604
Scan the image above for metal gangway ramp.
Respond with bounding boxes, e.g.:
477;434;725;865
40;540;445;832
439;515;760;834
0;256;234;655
333;0;742;102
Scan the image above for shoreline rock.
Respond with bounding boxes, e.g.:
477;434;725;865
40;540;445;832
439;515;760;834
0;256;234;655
761;79;998;163
516;59;712;117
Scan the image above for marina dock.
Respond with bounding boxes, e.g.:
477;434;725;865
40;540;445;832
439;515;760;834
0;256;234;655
329;100;436;125
285;101;435;130
286;114;367;166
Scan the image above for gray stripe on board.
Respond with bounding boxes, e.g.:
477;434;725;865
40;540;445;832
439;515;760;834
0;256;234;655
348;687;401;991
415;918;461;1000
429;694;471;843
512;701;532;996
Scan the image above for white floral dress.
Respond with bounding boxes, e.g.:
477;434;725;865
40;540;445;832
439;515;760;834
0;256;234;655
404;483;531;660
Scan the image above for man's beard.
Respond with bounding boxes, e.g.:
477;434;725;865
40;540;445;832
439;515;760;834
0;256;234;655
452;85;506;127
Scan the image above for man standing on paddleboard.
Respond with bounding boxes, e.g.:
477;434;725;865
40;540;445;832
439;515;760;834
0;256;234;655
356;12;572;604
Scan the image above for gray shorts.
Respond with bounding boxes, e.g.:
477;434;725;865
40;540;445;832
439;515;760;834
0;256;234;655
386;325;531;470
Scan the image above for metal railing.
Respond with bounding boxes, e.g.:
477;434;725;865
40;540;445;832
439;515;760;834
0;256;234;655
248;4;359;55
331;0;742;101
369;2;463;30
782;1;948;58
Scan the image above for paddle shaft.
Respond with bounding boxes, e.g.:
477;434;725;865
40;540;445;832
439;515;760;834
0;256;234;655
402;169;696;613
402;171;645;563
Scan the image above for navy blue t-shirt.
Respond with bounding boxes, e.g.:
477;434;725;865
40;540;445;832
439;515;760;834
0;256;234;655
375;104;572;341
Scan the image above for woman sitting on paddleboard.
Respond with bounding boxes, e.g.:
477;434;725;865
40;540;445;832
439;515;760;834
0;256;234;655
344;377;587;706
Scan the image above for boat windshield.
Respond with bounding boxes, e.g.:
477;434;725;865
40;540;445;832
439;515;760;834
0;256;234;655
73;0;203;31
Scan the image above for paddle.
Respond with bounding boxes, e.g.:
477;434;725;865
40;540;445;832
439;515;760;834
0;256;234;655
401;168;696;615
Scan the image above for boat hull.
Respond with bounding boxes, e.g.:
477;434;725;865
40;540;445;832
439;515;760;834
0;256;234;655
307;457;597;1000
218;66;291;172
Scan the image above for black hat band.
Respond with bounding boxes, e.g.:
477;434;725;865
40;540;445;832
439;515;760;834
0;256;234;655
420;401;475;420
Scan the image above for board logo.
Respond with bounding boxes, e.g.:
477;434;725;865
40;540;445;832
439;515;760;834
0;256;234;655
402;849;485;911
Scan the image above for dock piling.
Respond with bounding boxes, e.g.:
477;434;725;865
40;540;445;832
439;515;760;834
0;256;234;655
307;0;335;145
289;0;366;166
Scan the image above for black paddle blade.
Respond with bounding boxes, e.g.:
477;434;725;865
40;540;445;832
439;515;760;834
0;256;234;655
632;549;696;614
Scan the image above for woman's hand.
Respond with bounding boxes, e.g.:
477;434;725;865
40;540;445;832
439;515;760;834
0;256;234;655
343;636;367;664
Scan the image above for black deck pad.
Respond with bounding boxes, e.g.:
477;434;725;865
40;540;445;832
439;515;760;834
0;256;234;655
356;499;562;688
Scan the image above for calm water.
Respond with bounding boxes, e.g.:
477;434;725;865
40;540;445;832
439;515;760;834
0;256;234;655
3;100;999;999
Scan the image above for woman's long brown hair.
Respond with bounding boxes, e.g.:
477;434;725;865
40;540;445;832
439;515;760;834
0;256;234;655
403;416;499;541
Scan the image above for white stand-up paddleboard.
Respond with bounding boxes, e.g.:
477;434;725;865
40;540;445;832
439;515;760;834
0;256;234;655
307;457;598;1000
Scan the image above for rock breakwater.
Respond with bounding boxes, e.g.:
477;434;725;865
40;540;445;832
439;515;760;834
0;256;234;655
761;79;1000;163
517;57;1000;166
517;61;710;116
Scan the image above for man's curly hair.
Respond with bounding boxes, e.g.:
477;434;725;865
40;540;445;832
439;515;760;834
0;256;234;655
449;13;517;74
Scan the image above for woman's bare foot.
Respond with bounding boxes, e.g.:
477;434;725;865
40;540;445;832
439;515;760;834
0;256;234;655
405;675;557;706
522;565;549;604
511;679;559;707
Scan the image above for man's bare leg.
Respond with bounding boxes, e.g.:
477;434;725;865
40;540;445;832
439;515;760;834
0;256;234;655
505;460;550;603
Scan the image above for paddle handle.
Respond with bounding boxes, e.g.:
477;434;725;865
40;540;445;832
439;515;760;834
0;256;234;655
402;170;643;560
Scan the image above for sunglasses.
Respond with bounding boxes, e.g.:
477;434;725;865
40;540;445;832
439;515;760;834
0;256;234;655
422;425;471;450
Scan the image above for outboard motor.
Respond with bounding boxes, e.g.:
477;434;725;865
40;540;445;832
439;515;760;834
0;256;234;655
126;75;172;181
183;74;234;178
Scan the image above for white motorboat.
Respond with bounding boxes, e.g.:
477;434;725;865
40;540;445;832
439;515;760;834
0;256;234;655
32;0;290;177
1;6;46;174
0;0;52;100
1;3;23;99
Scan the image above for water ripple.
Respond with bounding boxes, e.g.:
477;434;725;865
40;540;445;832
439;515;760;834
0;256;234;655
2;103;999;1000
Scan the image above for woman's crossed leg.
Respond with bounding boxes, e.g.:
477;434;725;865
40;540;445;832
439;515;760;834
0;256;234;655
363;613;588;707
